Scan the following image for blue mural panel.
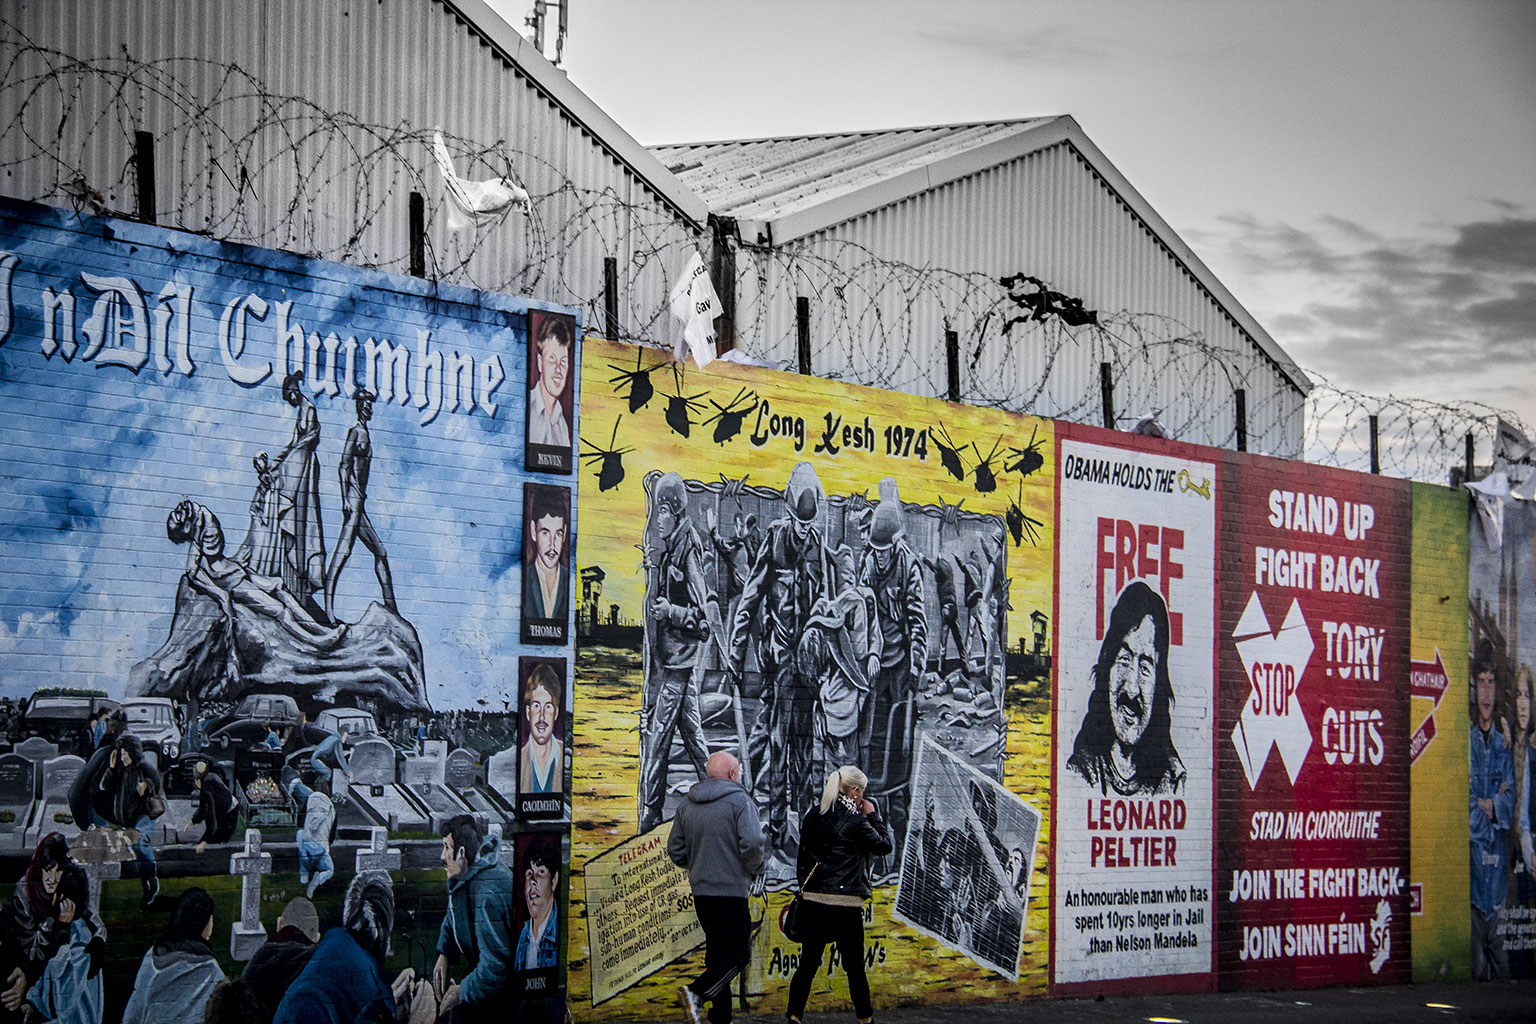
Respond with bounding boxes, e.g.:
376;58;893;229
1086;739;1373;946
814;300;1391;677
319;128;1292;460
0;196;574;1018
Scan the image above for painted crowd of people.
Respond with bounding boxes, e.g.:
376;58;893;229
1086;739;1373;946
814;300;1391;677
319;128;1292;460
1469;638;1536;979
0;811;559;1024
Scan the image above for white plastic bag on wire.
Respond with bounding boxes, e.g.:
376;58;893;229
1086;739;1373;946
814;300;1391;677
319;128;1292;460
1467;472;1510;550
431;131;530;232
1494;418;1536;500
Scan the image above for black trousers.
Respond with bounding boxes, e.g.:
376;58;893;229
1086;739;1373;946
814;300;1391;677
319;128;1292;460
786;901;872;1021
688;894;750;1024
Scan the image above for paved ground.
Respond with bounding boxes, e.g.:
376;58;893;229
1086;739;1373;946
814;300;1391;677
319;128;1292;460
722;979;1531;1023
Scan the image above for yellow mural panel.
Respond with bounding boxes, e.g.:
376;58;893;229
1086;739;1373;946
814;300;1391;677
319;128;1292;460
1409;481;1471;980
570;337;1056;1019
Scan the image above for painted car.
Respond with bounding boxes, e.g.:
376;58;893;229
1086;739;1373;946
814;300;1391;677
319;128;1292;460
19;692;120;754
314;707;379;740
121;697;183;760
204;693;307;752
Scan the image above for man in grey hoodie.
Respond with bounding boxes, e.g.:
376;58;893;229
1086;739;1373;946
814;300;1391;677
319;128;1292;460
121;887;224;1024
667;751;764;1024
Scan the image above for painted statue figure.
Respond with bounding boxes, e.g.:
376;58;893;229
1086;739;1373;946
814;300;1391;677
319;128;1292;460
238;371;327;617
325;387;397;617
166;500;339;647
270;370;328;612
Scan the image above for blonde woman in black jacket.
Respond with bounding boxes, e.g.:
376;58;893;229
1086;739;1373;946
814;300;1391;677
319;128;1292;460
786;766;893;1024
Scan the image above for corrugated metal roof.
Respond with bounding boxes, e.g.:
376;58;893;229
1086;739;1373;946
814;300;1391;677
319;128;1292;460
652;116;1308;396
652;118;1059;223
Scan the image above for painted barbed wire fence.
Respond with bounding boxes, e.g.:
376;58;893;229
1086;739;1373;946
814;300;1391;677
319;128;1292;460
0;20;1517;484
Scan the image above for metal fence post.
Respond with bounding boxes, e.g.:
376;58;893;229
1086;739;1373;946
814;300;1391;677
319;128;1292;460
134;131;156;223
408;192;425;277
1099;362;1114;429
796;296;811;375
604;257;619;341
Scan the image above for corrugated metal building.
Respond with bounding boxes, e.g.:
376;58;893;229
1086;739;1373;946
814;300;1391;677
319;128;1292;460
655;120;1309;454
0;0;707;339
1;1;1306;453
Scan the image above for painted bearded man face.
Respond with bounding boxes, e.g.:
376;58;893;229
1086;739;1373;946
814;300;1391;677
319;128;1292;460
1109;615;1158;749
531;513;567;572
527;683;557;747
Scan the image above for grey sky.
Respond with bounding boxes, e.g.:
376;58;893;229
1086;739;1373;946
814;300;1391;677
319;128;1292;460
491;0;1536;427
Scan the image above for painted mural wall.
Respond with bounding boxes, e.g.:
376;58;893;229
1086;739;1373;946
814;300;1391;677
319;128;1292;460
1050;426;1217;995
1468;492;1536;979
1409;481;1471;980
0;198;1492;1024
571;337;1477;1020
1215;457;1412;988
0;197;575;1023
570;336;1056;1018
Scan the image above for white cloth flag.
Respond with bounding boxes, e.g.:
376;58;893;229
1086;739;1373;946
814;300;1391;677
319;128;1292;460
431;131;530;232
1467;472;1510;550
668;251;721;368
1494;417;1536;499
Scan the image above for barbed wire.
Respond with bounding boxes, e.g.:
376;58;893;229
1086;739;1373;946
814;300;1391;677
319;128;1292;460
0;21;1519;485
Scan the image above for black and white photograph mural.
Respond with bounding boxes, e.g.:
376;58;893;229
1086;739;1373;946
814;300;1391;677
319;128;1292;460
894;738;1040;980
0;199;577;1019
634;463;1012;881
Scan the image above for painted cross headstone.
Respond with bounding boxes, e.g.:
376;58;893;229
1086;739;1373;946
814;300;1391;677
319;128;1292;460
81;859;121;914
354;826;401;874
445;748;477;791
15;737;58;763
349;738;396;787
487;822;514;869
229;828;273;960
487;747;516;801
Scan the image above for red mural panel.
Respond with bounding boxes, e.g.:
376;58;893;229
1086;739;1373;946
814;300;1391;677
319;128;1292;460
1217;456;1412;988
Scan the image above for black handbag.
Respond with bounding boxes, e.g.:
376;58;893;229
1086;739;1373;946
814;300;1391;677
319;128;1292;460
780;863;819;943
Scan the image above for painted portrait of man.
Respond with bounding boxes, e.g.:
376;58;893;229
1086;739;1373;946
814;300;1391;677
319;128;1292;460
518;659;566;818
1066;579;1185;796
524;310;576;473
521;483;571;644
512;832;563;984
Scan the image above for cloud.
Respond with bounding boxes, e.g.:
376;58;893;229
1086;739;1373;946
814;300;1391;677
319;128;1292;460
914;24;1109;67
1465;281;1536;343
1213;212;1347;277
1449;218;1536;273
1205;209;1536;430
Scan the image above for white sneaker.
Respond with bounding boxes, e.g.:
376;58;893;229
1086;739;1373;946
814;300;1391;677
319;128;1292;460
679;985;703;1024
